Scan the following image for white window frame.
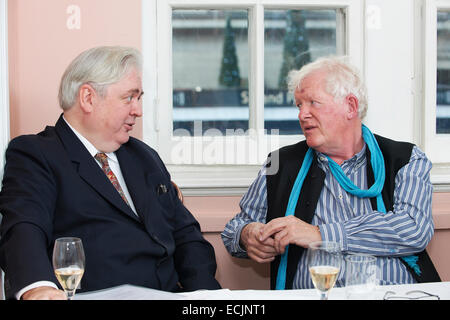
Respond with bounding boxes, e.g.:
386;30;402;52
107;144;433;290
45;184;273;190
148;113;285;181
142;0;363;193
0;0;9;185
423;0;450;185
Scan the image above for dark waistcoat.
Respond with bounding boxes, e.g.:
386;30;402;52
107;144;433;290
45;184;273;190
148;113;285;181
265;135;441;289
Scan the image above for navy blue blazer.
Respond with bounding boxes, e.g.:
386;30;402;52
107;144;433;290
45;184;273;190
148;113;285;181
0;115;221;299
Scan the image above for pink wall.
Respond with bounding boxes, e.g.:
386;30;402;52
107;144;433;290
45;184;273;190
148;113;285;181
8;0;142;139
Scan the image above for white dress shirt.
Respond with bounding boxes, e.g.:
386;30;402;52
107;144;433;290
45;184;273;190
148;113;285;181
16;116;137;299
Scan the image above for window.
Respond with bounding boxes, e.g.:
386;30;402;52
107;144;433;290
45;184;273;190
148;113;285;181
437;11;450;134
424;0;450;173
142;0;363;191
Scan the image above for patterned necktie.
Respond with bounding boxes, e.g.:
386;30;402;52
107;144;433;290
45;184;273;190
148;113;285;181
94;152;130;206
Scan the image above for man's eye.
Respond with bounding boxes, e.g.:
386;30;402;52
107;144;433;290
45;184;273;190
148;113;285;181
126;96;133;102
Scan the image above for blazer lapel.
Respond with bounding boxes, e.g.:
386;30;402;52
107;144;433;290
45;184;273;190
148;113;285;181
54;115;139;222
115;146;148;221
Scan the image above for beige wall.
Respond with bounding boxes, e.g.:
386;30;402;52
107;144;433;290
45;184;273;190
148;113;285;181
6;1;450;290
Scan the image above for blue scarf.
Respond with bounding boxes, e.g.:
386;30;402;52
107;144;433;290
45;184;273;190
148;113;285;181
275;125;420;290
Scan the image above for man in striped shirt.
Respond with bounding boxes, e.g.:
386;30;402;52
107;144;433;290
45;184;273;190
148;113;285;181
221;56;440;289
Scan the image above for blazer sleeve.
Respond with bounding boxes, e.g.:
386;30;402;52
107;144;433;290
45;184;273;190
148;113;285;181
149;150;221;291
171;200;221;291
0;136;58;298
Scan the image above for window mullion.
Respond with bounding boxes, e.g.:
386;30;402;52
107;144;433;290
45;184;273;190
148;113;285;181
157;1;174;159
248;3;265;134
423;0;438;159
142;0;159;149
336;8;346;55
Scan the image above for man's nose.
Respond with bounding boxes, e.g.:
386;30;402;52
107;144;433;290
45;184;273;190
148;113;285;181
298;104;310;121
131;99;143;117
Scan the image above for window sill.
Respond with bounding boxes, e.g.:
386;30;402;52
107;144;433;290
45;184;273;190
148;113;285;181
430;163;450;192
167;164;262;196
168;162;450;196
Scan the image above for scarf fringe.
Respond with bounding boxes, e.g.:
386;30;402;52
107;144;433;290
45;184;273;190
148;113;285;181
401;255;421;276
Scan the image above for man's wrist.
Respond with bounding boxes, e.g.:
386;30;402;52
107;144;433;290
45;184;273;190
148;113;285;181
238;223;251;251
16;281;59;300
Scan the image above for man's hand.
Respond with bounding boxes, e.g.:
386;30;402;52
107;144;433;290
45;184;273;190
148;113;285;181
240;222;278;263
21;286;67;300
260;216;322;254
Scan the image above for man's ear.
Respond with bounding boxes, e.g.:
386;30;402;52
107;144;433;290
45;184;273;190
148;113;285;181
345;94;359;120
78;84;97;113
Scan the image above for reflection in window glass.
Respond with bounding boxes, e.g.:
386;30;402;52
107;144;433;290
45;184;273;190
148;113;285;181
437;11;450;134
172;10;249;136
264;9;341;135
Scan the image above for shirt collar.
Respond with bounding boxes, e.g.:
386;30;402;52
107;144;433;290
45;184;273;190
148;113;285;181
62;115;118;163
316;143;367;166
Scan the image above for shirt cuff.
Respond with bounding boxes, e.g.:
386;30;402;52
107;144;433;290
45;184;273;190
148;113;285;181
318;222;348;252
16;281;59;300
232;223;250;258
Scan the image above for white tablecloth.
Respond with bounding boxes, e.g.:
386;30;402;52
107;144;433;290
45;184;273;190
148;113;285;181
75;281;450;300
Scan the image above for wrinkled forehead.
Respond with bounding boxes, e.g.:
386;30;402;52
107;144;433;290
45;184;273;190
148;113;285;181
300;69;329;87
104;68;143;95
295;70;329;95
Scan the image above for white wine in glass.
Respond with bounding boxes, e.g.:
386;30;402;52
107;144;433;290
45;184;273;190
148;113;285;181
52;237;85;300
307;241;342;300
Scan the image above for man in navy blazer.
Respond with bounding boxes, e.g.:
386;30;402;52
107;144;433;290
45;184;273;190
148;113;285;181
0;46;221;299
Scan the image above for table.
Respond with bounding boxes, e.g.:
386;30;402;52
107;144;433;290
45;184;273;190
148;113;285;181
75;281;450;300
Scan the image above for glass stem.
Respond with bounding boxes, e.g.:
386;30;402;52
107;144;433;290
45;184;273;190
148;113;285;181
66;290;75;300
320;292;328;300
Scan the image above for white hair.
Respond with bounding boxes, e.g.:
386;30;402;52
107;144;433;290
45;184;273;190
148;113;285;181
287;56;368;120
58;46;142;110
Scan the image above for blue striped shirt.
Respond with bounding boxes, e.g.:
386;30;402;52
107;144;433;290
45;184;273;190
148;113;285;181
221;144;434;289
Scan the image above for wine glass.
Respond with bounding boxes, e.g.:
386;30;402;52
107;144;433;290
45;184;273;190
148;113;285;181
52;237;85;300
307;241;342;300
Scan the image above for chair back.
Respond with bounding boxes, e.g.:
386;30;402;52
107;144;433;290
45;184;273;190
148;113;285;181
172;181;184;203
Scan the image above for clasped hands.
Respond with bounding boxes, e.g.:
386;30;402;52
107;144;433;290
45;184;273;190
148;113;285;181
240;216;322;263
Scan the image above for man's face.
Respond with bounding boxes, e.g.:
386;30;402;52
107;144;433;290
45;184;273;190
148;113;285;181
92;68;143;152
294;70;351;155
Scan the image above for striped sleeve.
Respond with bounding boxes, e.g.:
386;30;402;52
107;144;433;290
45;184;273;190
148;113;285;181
319;146;434;256
221;163;269;258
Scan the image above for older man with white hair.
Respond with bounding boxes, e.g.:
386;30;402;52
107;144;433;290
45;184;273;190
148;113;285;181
222;56;441;290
